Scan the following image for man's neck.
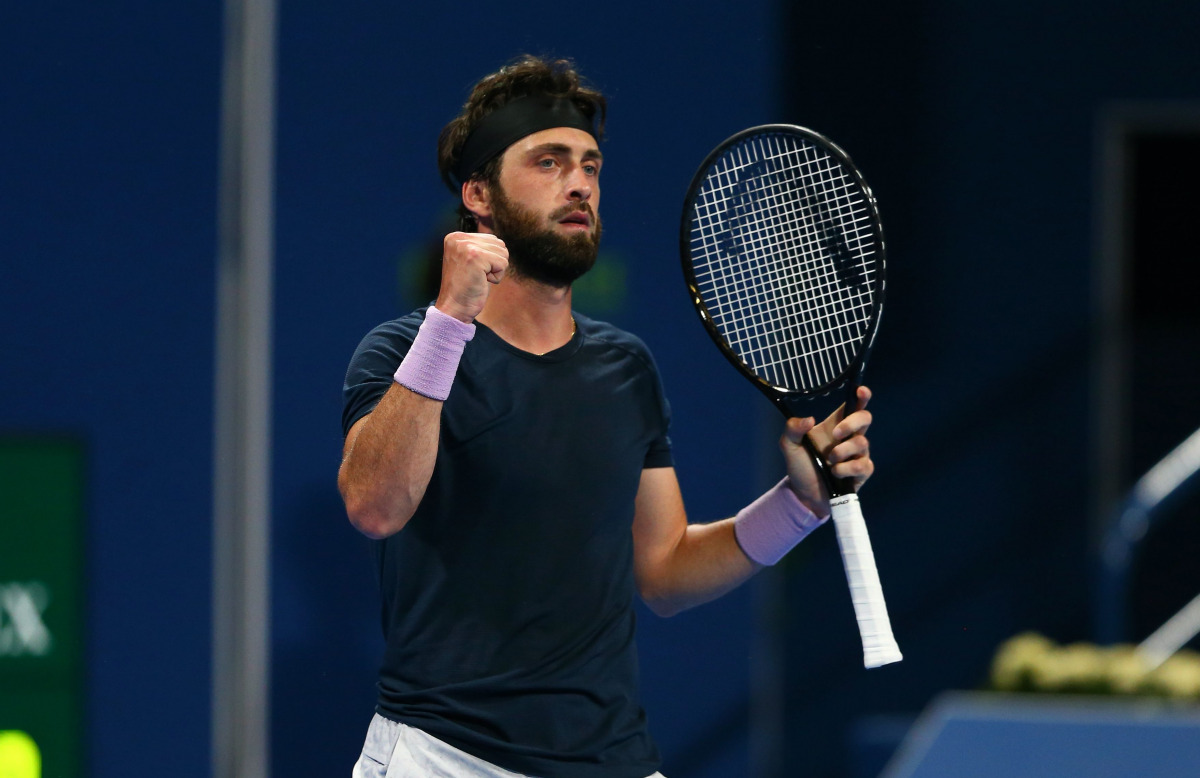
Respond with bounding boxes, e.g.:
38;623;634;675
475;273;575;355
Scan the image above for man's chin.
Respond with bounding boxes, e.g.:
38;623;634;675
510;256;596;288
555;223;595;240
490;195;601;286
508;239;597;287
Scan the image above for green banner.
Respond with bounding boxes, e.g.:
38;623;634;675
0;439;85;777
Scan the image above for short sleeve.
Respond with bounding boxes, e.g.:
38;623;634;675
638;344;674;469
341;313;423;438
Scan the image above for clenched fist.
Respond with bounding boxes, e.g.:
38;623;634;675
436;232;509;323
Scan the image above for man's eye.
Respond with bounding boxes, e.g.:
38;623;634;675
584;164;599;175
538;158;556;168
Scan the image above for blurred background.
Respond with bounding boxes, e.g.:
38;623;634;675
2;1;1199;776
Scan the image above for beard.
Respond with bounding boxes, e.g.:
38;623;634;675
488;185;602;288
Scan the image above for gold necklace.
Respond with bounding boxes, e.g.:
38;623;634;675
537;317;576;356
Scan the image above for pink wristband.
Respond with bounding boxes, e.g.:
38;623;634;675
393;306;476;401
733;478;829;566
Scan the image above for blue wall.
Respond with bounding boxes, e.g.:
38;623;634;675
3;1;1199;777
1;4;221;774
770;2;1200;776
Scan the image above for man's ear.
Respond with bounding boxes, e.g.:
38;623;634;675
461;178;492;222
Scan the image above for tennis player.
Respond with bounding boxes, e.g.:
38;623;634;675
339;55;876;778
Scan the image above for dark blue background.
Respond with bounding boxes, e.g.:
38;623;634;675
2;1;1198;776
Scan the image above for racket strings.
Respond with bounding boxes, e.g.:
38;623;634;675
693;173;850;379
698;144;814;382
707;143;875;338
687;133;879;392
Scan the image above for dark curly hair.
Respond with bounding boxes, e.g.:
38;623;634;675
437;55;607;230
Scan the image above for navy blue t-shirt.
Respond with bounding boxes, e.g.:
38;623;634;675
343;309;673;778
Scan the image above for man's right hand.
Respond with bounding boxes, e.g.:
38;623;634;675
435;232;509;323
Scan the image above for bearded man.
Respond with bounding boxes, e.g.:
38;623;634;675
339;55;877;778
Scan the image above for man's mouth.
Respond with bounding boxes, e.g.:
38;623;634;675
555;208;592;229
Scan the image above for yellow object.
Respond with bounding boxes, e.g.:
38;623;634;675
0;731;41;778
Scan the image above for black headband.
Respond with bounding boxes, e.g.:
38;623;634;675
450;95;596;189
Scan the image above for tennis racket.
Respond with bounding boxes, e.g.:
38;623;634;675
680;124;901;668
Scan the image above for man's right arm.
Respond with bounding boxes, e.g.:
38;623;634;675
338;383;444;539
338;231;508;539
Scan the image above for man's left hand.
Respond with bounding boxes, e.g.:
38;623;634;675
779;385;875;517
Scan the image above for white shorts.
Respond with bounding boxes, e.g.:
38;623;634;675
351;713;667;778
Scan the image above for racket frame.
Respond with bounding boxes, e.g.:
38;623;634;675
681;125;902;668
680;123;888;498
679;123;887;425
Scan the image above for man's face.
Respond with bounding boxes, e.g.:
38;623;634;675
482;127;603;288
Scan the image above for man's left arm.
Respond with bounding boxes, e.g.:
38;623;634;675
631;387;875;617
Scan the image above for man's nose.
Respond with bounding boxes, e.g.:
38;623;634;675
566;167;592;201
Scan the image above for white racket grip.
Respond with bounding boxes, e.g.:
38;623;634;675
830;494;903;668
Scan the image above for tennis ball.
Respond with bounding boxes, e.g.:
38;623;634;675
0;730;41;778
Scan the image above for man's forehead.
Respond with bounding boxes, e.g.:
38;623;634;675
507;127;601;158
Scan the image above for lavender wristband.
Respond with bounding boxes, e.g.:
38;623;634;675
733;478;829;566
393;306;476;401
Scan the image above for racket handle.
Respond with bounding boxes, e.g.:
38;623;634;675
830;494;902;668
